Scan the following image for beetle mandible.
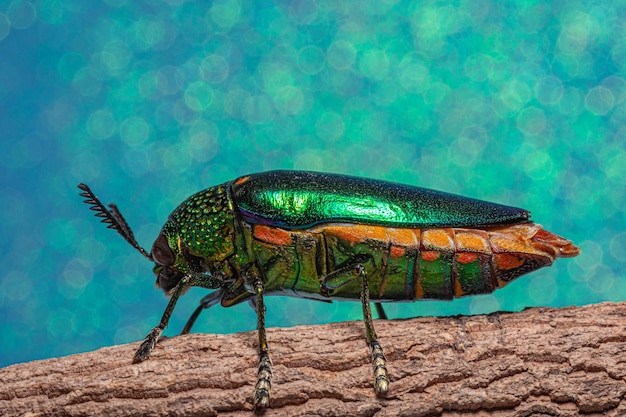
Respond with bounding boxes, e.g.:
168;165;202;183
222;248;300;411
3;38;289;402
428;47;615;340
78;170;581;408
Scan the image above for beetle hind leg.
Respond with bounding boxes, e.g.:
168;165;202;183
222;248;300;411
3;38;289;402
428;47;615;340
356;265;390;396
252;279;272;409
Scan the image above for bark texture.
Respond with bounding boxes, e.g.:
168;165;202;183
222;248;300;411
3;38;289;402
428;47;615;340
3;302;626;417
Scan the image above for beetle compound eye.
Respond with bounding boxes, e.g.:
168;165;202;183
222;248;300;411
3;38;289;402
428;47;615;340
151;233;175;266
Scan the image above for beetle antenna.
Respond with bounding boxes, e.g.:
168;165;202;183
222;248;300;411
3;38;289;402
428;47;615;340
78;183;153;261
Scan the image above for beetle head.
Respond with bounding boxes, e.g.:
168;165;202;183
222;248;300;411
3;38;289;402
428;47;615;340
150;226;225;293
78;183;225;295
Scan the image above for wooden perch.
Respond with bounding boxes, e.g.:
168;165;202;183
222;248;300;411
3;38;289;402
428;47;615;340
3;302;626;416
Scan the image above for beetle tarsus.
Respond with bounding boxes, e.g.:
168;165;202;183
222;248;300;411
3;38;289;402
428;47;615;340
371;340;389;395
254;352;272;409
133;326;162;363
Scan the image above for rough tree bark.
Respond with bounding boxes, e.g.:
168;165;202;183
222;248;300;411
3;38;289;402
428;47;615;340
2;302;626;417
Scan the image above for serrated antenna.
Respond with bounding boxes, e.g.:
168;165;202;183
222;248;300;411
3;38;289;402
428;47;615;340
78;183;153;261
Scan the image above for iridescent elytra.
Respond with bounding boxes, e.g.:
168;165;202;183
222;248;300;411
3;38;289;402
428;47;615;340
78;170;580;408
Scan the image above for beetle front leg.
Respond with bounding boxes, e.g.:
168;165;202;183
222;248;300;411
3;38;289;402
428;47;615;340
356;265;389;396
133;277;189;363
253;279;272;409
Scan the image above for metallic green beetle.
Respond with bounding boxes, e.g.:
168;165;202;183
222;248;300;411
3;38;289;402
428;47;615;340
78;170;580;408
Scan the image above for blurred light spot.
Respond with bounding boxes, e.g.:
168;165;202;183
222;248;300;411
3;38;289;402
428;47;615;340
45;99;78;132
224;88;250;118
557;11;599;55
516;106;546;135
289;0;318;24
527;275;557;305
100;40;132;74
498;80;531;112
326;40;356;70
358;49;390;80
70;151;101;179
557;87;583;117
609;231;626;263
57;52;86;81
60;258;93;299
45;218;77;249
604;152;626;182
587;265;614;294
463;53;493;82
38;0;71;24
200;54;230;83
156;65;184;95
297;45;325;75
86;109;116;139
602;76;626;105
315;111;344;141
72;67;102;97
132;19;166;50
523;149;553;180
450;125;488;168
423;81;450;105
273;85;304;115
534;76;564;105
210;0;241;29
189;131;219;163
0;14;10;41
468;294;500;315
138;70;160;100
7;0;36;30
397;53;429;93
184;81;213;112
121;148;151;177
120;116;150;146
3;271;32;301
259;63;294;94
243;95;274;124
47;309;77;339
584;86;614;115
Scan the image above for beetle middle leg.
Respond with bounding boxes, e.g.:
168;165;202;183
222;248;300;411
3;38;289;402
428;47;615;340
322;257;389;395
181;289;223;334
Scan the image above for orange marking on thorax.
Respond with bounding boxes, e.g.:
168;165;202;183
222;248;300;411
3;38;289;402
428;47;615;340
253;225;292;245
234;176;251;185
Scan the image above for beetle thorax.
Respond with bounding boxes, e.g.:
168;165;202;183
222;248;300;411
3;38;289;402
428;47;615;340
167;184;237;262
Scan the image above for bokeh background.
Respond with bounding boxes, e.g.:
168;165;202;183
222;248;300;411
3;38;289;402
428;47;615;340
1;0;625;368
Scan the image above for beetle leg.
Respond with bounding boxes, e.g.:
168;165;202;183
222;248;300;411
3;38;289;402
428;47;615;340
181;289;223;334
356;265;389;396
253;279;272;409
133;276;190;363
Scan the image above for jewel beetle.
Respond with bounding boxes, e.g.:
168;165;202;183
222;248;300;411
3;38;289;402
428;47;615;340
78;170;581;408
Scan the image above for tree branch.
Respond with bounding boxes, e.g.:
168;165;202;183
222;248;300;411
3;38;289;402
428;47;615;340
3;302;626;416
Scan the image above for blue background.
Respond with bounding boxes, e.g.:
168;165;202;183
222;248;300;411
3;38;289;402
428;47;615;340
1;0;625;368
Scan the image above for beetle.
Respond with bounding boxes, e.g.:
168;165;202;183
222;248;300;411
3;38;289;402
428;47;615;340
78;170;580;408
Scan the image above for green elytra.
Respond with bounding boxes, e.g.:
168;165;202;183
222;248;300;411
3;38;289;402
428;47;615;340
79;170;576;409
